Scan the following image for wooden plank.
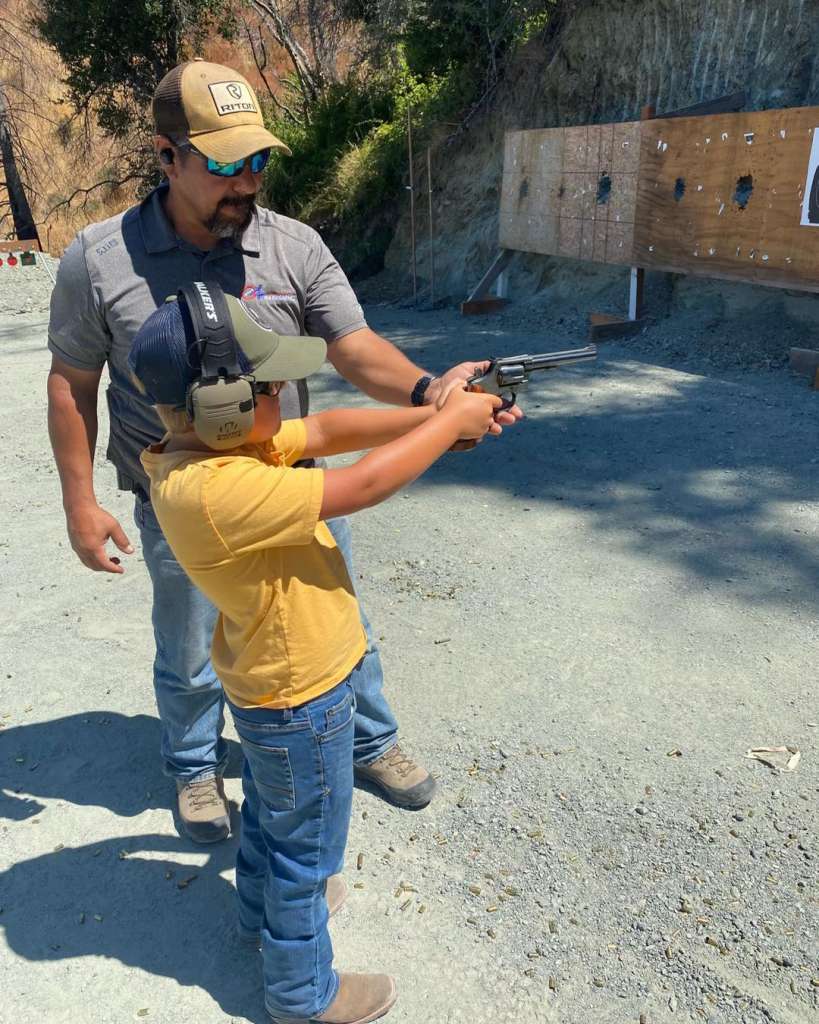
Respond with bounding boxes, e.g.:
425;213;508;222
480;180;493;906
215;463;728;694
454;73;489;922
588;312;645;341
0;239;40;253
461;297;508;316
465;249;514;301
499;129;562;254
499;105;819;293
633;106;819;293
499;123;638;265
789;347;819;377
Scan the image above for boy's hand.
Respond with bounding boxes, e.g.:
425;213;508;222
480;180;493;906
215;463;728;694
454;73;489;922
428;361;524;427
441;384;504;441
66;502;134;574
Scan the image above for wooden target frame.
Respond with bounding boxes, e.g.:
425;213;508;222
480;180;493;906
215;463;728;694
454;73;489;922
498;106;819;294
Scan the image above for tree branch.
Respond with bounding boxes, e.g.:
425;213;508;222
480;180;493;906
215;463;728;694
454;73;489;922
44;171;150;218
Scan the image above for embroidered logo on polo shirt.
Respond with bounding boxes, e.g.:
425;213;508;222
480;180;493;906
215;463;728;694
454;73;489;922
208;82;257;116
242;283;298;303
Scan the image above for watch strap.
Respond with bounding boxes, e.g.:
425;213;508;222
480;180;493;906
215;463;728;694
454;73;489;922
410;374;435;406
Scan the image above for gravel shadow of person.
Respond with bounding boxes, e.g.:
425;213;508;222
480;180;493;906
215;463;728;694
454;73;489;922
0;831;269;1022
0;711;243;826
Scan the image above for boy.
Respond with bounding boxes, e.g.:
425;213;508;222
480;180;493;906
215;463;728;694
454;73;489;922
128;281;504;1024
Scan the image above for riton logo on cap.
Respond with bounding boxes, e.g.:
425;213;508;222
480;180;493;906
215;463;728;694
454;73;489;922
208;81;257;116
195;281;219;322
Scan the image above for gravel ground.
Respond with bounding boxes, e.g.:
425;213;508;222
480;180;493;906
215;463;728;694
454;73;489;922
0;255;58;317
0;292;817;1024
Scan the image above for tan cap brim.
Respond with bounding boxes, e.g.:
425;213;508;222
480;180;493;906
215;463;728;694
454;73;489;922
189;123;292;161
225;295;326;381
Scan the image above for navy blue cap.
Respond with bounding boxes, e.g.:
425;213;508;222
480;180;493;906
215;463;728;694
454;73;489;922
129;293;326;406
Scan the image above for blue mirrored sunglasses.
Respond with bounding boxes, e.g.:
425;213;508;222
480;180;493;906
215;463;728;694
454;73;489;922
180;143;272;177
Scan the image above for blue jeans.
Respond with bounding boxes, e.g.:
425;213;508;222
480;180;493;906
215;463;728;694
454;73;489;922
134;496;398;779
229;679;355;1018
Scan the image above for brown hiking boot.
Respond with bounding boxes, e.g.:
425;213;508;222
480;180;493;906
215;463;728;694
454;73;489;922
239;875;348;948
269;973;396;1024
354;744;436;809
176;775;230;843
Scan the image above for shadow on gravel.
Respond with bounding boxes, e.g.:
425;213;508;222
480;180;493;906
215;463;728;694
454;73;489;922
315;323;819;612
0;712;243;822
0;830;269;1022
0;713;262;1019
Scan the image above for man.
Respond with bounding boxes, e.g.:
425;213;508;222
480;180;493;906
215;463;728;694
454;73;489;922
47;59;520;844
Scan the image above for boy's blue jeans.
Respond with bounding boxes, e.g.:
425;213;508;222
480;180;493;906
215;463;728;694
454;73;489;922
229;678;355;1019
134;496;398;780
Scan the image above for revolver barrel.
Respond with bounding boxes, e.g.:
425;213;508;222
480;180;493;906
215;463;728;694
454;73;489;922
466;344;596;405
492;345;597;387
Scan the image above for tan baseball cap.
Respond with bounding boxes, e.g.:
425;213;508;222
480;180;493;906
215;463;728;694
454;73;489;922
153;59;292;161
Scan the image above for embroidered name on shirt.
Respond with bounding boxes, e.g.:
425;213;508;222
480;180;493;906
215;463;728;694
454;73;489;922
208;82;258;116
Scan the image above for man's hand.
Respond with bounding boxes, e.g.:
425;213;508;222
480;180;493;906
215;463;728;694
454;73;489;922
426;361;524;431
66;502;134;574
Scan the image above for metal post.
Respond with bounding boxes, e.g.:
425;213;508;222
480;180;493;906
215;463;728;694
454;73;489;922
407;106;417;306
627;103;656;322
628;267;639;321
426;146;435;308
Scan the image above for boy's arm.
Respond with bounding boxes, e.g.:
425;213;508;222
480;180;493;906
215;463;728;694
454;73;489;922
302;405;437;458
319;389;503;520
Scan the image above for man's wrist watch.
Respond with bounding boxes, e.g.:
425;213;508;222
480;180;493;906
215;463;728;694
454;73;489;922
411;374;436;406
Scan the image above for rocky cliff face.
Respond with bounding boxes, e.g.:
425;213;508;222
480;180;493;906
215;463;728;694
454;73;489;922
384;0;819;304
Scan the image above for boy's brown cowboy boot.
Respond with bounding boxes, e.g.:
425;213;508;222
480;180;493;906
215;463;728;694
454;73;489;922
269;973;396;1024
176;775;230;843
354;744;436;809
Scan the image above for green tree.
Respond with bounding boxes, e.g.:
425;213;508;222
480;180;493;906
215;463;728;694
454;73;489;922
36;0;233;140
35;0;236;206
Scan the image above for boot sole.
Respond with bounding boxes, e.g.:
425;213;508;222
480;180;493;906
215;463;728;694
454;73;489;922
179;816;230;844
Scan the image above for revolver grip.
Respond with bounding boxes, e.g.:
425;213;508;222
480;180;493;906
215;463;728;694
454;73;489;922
467;382;514;411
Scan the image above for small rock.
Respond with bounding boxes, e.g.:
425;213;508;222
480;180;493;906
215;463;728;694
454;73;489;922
771;954;794;968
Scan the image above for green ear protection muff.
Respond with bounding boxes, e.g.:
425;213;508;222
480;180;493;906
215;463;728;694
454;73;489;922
179;281;257;449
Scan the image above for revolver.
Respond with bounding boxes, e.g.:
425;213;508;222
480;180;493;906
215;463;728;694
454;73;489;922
466;345;597;409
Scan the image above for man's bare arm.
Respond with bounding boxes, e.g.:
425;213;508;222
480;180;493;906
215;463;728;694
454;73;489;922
47;356;133;573
327;326;523;429
326;327;429;406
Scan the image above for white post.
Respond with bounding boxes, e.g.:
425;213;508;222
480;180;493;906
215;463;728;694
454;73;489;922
628;267;639;321
495;270;508;299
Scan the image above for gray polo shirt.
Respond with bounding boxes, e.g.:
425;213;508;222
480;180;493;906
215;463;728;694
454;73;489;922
48;183;367;493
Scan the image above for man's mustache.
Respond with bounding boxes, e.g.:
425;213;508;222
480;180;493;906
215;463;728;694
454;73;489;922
218;195;255;210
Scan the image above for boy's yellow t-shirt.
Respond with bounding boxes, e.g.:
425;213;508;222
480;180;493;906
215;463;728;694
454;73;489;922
140;419;367;709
